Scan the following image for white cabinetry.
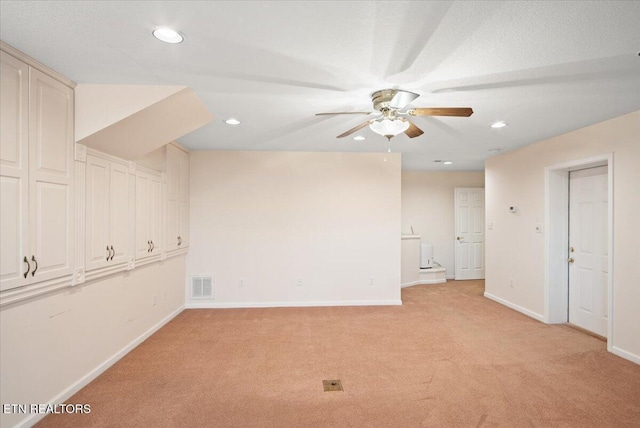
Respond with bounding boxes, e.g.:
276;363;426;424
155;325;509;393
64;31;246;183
165;143;189;253
135;167;163;261
85;153;132;272
0;50;75;296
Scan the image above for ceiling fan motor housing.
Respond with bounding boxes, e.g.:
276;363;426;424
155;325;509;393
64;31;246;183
371;88;420;112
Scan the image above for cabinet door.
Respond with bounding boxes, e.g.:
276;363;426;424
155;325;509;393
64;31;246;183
28;68;74;283
165;145;180;251
179;201;190;248
149;174;163;254
85;155;110;270
109;162;130;264
178;149;189;248
166;145;179;201
0;52;30;291
166;199;179;251
135;171;151;259
178;149;189;203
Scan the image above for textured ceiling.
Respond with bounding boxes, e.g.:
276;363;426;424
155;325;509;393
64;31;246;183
1;1;639;170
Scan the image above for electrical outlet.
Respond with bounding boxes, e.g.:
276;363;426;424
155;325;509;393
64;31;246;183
239;278;246;287
297;279;303;287
369;277;374;285
535;223;544;233
488;222;493;231
509;279;514;288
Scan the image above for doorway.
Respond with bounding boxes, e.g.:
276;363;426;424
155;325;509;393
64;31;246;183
544;154;613;350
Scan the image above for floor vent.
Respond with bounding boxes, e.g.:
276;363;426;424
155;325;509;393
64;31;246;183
323;380;343;392
191;275;214;299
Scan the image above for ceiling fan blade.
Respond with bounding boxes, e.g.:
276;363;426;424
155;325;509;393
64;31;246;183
404;121;424;138
337;120;371;138
407;107;473;117
389;90;420;109
315;112;374;116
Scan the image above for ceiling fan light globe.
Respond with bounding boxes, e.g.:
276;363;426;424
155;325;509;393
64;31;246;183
369;118;410;138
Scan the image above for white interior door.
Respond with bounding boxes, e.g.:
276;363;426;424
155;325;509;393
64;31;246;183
569;166;608;337
454;187;485;280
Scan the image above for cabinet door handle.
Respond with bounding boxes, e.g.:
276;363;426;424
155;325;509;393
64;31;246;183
147;240;151;252
106;245;110;261
23;256;31;278
150;240;154;252
31;255;38;276
110;246;115;261
178;236;182;246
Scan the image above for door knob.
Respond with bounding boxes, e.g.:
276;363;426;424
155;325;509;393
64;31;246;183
568;257;575;264
456;236;463;241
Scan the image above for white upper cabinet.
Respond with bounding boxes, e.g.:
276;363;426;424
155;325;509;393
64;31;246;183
85;153;131;272
0;51;30;291
135;167;163;261
165;144;189;253
0;50;74;293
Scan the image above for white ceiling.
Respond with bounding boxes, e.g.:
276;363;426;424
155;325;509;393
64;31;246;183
2;1;639;170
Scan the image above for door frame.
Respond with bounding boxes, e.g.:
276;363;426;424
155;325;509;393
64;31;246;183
544;153;614;351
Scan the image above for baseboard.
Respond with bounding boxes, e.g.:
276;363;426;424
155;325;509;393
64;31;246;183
13;305;185;428
401;279;447;288
401;281;421;288
186;300;402;309
483;292;544;322
446;274;455;280
612;346;640;366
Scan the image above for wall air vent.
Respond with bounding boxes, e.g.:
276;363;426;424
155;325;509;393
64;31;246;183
191;275;214;299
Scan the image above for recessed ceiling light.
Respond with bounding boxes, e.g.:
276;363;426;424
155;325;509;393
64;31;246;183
225;118;240;125
152;28;184;44
353;135;365;141
488;148;502;154
491;121;507;129
443;161;453;165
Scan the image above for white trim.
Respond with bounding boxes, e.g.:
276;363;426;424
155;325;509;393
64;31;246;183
401;279;446;288
0;41;77;88
611;346;640;366
186;300;402;309
543;153;614;352
446;274;455;280
166;247;189;258
12;305;185;428
0;275;72;307
484;292;545;322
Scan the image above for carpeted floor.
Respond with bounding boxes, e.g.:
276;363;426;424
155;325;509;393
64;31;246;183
37;281;640;427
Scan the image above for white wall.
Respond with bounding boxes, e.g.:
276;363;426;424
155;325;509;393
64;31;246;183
401;171;485;276
187;151;402;307
0;257;186;428
485;110;640;362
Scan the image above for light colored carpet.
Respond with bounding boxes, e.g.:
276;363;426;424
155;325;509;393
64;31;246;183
37;280;640;427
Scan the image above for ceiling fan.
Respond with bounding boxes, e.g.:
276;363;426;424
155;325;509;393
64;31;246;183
316;89;473;141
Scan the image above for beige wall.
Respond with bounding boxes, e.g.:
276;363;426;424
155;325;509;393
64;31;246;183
0;257;186;428
485;110;640;360
401;171;485;276
187;151;402;306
